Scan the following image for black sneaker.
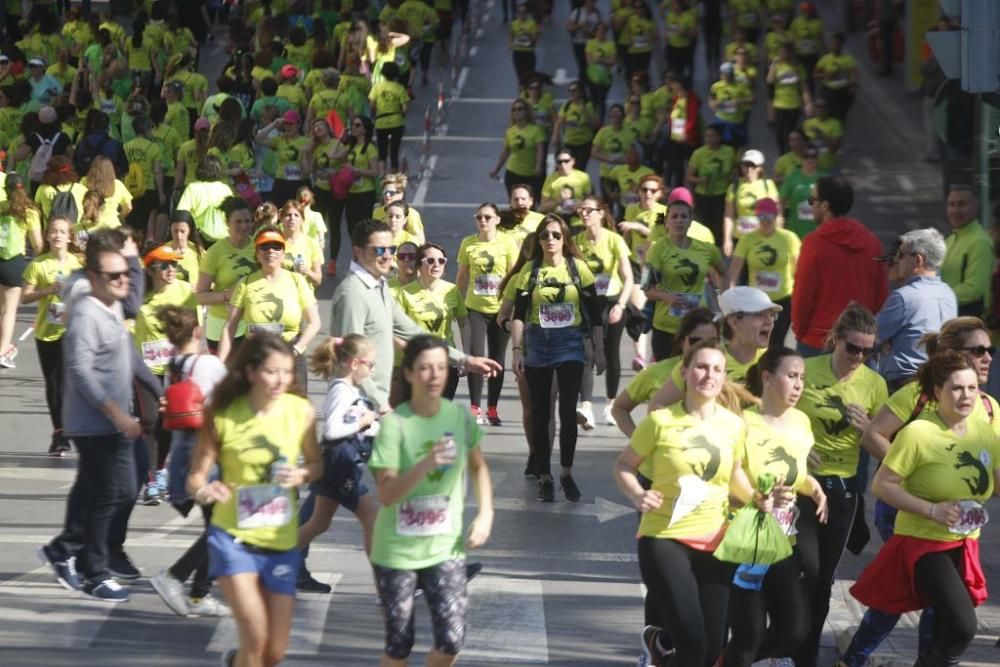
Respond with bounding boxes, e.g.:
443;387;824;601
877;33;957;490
108;551;141;580
523;454;539;480
47;433;71;457
560;475;581;503
538;478;554;502
37;545;82;591
465;562;483;582
296;568;332;593
82;577;129;602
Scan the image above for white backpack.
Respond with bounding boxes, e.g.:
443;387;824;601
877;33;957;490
29;132;61;182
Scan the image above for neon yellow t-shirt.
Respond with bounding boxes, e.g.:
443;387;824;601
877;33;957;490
373;205;425;238
509;258;596;327
346;143;378;194
282;234;324;279
400;279;468;344
211;393;314;550
688;144;736;197
664;8;697;48
369;80;409;130
272;136;311;181
623;16;655;54
815;53;856;90
200;238;257;321
710;79;751;124
541;169;592;201
732;228;801;300
772;61;806;110
669;343;766;389
886;412;1000;542
457;233;520;314
630;402;744;541
510;18;537;52
798;355;888;477
608;164;655;208
592;125;634;177
231;269;317;341
0;205;40;259
883;381;1000;436
574;229;631;298
645;237;722;334
504;124;545;177
124;137;161;193
741;407;814;493
35;182;88;223
726;178;780;238
21;252;81;341
134;281;198;375
558;101;596;146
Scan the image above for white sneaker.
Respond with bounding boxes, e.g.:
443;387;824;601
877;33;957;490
151;570;189;616
576;404;595;431
0;347;16;369
188;594;231;617
603;404;616;425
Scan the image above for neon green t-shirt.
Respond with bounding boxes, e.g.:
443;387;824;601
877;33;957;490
504;123;545;177
688;144;736;197
457;233;520;314
732;228;801;300
541;169;592;202
645;237;722;334
726;178;780;238
0;205;40;259
772;61;806;110
509;258;596;327
231;269;317;341
400;279;468;344
134;281;198;375
22;252;81;341
558;101;596;146
574;229;631;298
199;238;257;321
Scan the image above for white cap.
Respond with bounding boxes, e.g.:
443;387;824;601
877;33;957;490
719;286;782;316
27;57;44;67
741;149;765;166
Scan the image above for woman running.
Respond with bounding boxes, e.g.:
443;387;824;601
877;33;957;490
722;149;781;257
725;347;828;667
686;124;737;243
369;61;409;176
195;197;256;352
490;99;545;199
612;339;764;667
553;81;599;171
279;200;324;289
400;244;468;401
369;334;494;667
590;103;632;201
333;115;379;239
20;215;79;453
509;3;538;85
456;203;519;424
766;42;812;155
621;1;655;80
0;174;43;368
150;304;230;618
849;350;1000;667
187;333;322;667
792;303;888;667
584;22;616;122
779;144;824;238
573;196;633;428
509;215;605;501
82;156;133;228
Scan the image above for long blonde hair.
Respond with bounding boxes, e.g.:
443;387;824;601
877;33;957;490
85;156;116;199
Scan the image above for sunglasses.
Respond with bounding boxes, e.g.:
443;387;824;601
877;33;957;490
962;345;995;358
474;214;495;221
579;206;601;215
99;270;129;281
539;231;563;241
383;189;399;197
397;252;417;261
556;158;572;164
369;245;397;257
687;335;717;345
422;257;447;266
844;341;876;357
640;186;659;193
151;260;178;270
258;242;284;252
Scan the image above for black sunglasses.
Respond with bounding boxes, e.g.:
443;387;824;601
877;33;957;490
369;245;397;257
258;242;284;252
396;252;416;261
556;158;572;164
99;270;129;281
151;260;178;270
844;341;876;357
539;231;563;241
962;345;995;358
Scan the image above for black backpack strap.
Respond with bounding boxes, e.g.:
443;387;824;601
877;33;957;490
902;391;931;430
566;257;593;338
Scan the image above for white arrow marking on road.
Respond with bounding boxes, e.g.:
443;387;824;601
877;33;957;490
896;174;915;192
552;68;574;85
486;496;634;523
207;572;341;655
464;575;549;664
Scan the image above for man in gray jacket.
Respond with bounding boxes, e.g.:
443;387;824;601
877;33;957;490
38;238;140;602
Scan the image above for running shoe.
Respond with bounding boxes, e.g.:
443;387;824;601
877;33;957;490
142;483;162;506
0;346;17;369
576;404;595;431
486;406;502;426
37;545;82;591
631;355;647;372
470;405;487;425
560;475;581;503
188;594;231;617
603;404;616;425
537;478;554;502
108;551;141;580
523;454;539;480
48;433;71;457
154;468;169;501
220;648;237;667
151;570;189;616
82;577;129;602
296;567;332;593
640;625;663;667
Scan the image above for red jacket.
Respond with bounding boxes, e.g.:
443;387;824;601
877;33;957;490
791;217;889;349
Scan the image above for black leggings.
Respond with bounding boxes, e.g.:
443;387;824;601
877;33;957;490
770;296;792;349
638;537;733;667
345;190;377;242
773;107;802;155
512;51;535;84
376;125;405;171
580;300;624;401
913;549;978;665
651;328;675;362
793;477;858;667
466;309;508;408
723;553;810;667
314;188;344;260
525;361;583;476
36;337;64;432
168;503;213;599
694;193;725;247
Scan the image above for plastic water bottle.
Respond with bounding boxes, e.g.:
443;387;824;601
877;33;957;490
271;455;288;483
437;432;456;473
294;254;304;272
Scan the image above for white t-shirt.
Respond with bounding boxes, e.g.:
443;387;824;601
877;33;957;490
321;378;380;442
165;353;228;402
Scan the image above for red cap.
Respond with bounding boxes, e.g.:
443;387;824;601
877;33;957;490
280;64;299;80
755;197;779;217
667;186;693;207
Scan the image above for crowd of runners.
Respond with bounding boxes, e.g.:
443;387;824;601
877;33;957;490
1;0;997;666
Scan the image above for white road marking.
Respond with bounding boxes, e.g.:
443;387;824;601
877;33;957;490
457;67;469;94
412;155;437;206
402;135;502;142
469;46;478;57
207;573;341;655
896;174;915;192
464;576;549;663
0;467;77;483
484;496;634;523
130;512;200;546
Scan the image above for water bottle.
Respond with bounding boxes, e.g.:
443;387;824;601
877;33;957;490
271;455;288;483
294;254;304;272
437;432;456;473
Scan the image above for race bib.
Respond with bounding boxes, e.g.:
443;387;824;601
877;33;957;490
755;271;781;293
46;301;66;326
397;494;451;537
594;273;611;296
237;484;293;529
669;474;710;526
633;36;649;50
539;302;575;328
798;39;818;53
772;505;800;537
473;273;501;297
282;164;303;180
797;201;814;221
248;322;284;336
828;73;849;89
670;118;686;140
778;71;799;86
141;339;174;368
668;292;701;318
718;100;738;115
949;500;989;535
737;215;759;234
514;34;532;48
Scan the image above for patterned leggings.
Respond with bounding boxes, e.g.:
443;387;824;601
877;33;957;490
373;558;468;659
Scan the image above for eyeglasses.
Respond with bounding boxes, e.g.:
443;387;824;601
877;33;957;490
151;260;178;270
556;158;572;164
355;358;376;369
422;257;448;266
474;214;496;221
961;345;995;358
396;252;416;261
579;206;601;215
844;341;876;357
258;242;284;252
369;245;397;257
539;231;563;241
99;270;129;281
895;250;920;260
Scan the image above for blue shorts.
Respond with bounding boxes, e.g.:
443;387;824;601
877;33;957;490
207;526;300;596
310;437;372;512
